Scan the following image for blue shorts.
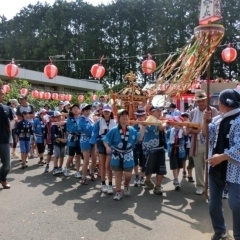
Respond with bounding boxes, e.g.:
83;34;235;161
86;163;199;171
19;140;30;153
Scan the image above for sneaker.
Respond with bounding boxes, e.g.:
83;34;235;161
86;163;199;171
173;179;180;190
101;185;108;193
21;163;28;169
188;177;195;182
222;190;228;199
182;171;187;178
140;177;145;186
153;185;163;195
211;232;227;240
11;153;19;159
81;177;88;185
144;180;154;189
107;185;114;195
58;167;63;174
196;188;204;195
74;171;82;179
90;173;96;181
63;168;70;177
113;192;122;201
53;168;59;175
134;177;140;186
124;186;130;195
45;164;49;173
28;155;34;159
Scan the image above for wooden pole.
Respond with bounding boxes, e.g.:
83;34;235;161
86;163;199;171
205;32;212;201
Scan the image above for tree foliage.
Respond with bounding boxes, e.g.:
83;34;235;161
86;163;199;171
0;0;239;88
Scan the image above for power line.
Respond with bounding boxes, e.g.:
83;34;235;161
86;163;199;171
0;42;239;63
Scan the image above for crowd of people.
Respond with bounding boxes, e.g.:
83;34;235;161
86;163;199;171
0;88;240;240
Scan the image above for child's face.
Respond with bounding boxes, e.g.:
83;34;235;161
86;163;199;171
182;116;188;121
23;113;30;119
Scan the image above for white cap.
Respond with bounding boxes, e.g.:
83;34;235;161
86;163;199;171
63;101;70;107
165;102;171;108
53;111;62;117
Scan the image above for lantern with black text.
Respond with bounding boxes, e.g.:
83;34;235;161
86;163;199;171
142;54;156;75
2;84;10;93
31;90;39;98
20;88;28;95
221;44;237;63
44;62;58;79
44;92;51;100
78;95;84;102
5;59;19;78
52;93;58;100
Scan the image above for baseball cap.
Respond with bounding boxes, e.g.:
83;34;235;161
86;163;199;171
150;106;161;112
39;109;47;115
53;111;62;117
18;94;27;99
47;111;55;117
165;102;171;108
102;104;112;112
63;101;70;107
134;107;146;116
117;109;129;117
80;103;92;111
9;99;19;106
181;112;189;118
22;111;30;115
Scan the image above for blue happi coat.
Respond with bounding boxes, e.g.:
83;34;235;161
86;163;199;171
78;115;94;151
33;118;46;143
66;116;80;147
103;125;139;169
166;127;186;159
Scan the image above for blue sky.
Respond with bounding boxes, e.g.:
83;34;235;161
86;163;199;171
0;0;110;20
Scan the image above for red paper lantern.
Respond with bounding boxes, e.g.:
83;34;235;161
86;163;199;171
91;64;105;78
44;63;58;79
221;44;237;63
2;84;10;93
92;94;97;101
65;94;72;101
78;95;84;102
44;92;51;100
142;59;156;75
20;88;28;95
52;93;58;100
39;91;45;99
59;94;65;101
31;90;39;98
5;61;19;78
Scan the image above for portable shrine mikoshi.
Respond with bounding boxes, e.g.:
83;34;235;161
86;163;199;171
110;71;153;119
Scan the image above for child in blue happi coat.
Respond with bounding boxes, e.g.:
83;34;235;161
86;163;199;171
15;111;34;169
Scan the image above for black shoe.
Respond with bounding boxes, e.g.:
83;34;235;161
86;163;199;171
211;232;227;240
188;177;195;182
